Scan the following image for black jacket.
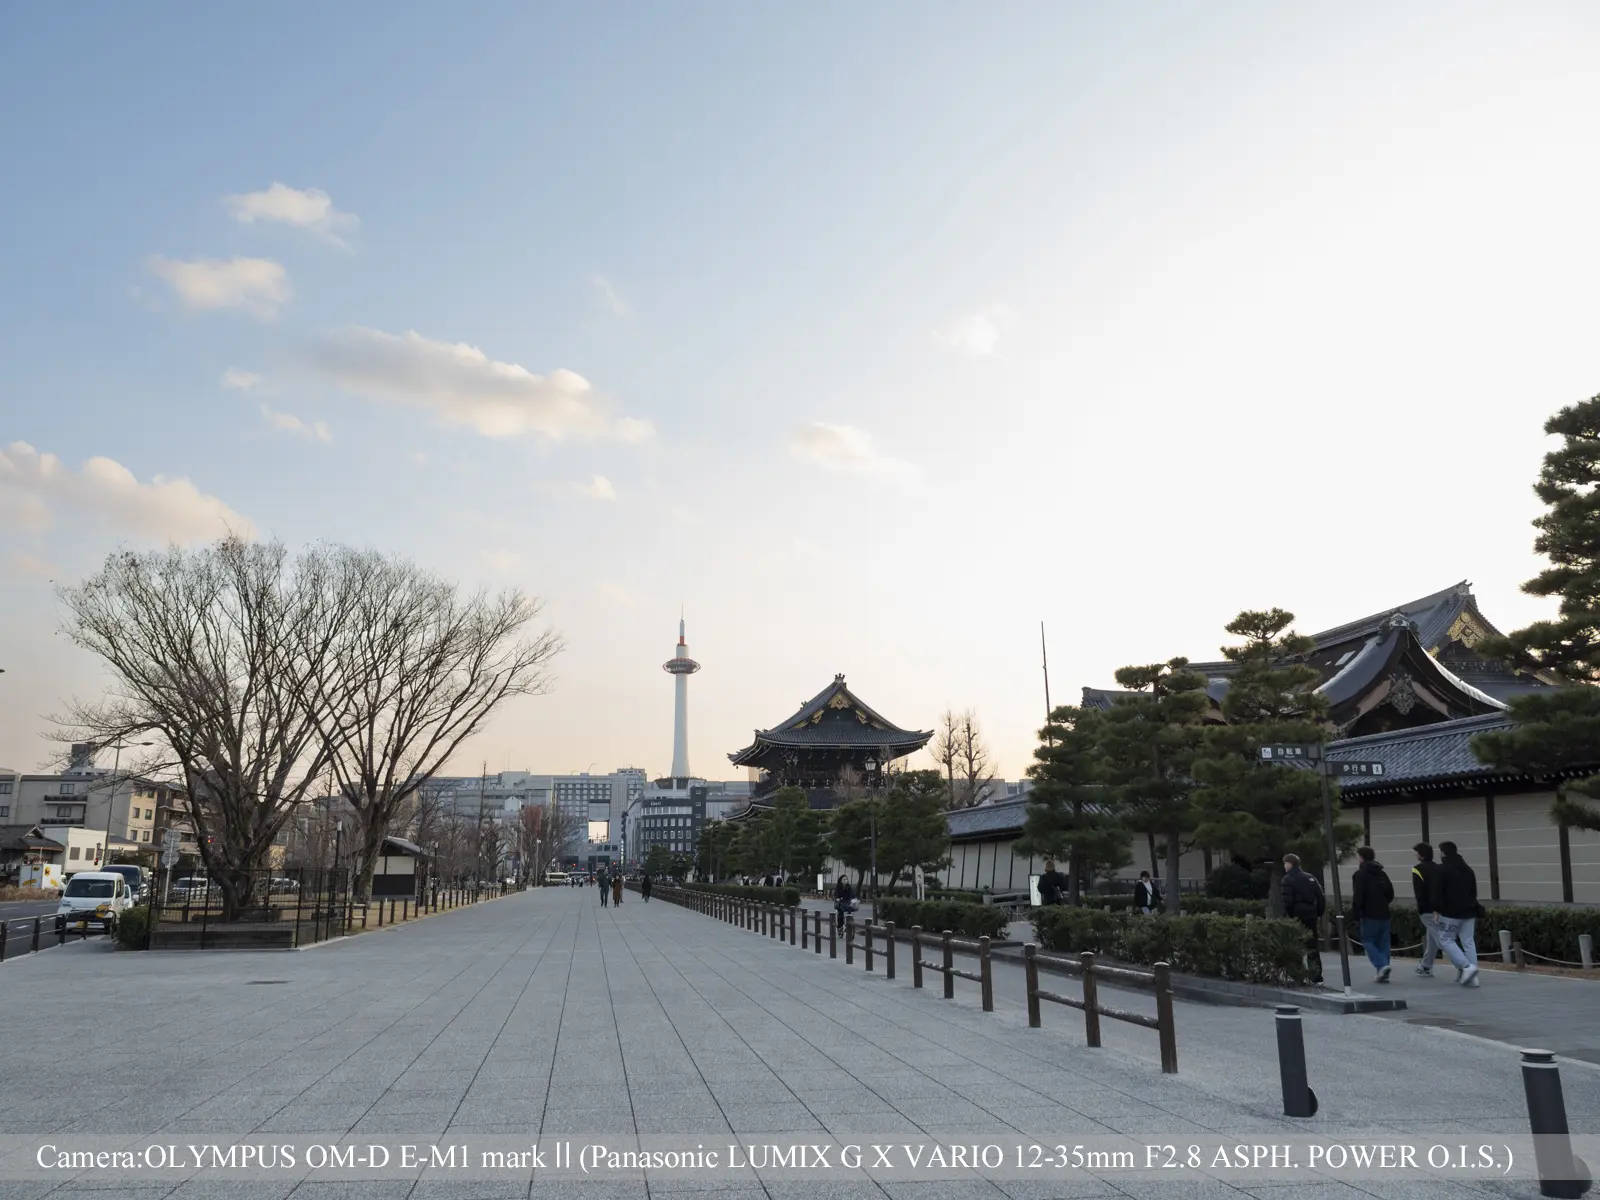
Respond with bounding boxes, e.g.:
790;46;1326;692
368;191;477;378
1134;879;1161;909
1350;860;1393;920
1038;870;1068;905
1410;858;1436;910
1430;853;1478;919
833;880;854;907
1280;867;1325;923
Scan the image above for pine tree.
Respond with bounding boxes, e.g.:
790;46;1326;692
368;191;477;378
1098;658;1209;914
1015;706;1128;905
1474;395;1600;831
877;769;953;887
1192;609;1362;914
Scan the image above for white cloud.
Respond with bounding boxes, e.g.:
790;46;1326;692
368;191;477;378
224;183;358;247
0;442;252;542
786;422;923;492
597;582;635;608
306;326;653;442
147;256;290;318
9;551;58;579
573;475;617;501
479;548;524;574
591;275;630;317
939;308;1009;356
260;405;332;444
221;368;262;390
408;451;428;466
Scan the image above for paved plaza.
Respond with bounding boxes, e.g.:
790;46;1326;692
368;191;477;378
0;888;1595;1200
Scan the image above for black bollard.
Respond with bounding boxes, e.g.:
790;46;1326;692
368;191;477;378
1521;1049;1592;1198
1275;1005;1317;1118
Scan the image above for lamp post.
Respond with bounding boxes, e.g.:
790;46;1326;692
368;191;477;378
863;755;881;900
101;739;152;867
333;819;343;893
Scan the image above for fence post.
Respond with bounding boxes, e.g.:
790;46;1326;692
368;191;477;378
911;926;923;988
1024;943;1041;1028
1580;934;1594;971
814;910;822;954
0;921;7;962
1155;962;1178;1074
941;931;954;1000
829;913;837;959
801;908;808;950
1521;1048;1592;1198
789;906;797;946
864;921;874;972
846;915;855;965
885;922;896;980
1501;928;1515;964
980;936;993;1012
32;917;41;952
1275;1005;1316;1118
1517;943;1527;970
1080;952;1101;1047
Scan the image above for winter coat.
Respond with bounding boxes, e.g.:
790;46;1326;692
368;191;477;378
1038;870;1068;905
1430;853;1478;920
1410;858;1436;910
1279;867;1325;924
1134;879;1161;910
1350;860;1394;921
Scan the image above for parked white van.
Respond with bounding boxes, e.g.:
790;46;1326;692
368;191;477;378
56;871;132;932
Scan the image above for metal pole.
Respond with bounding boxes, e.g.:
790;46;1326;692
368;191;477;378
1024;942;1041;1027
979;936;993;1012
102;740;122;870
1520;1049;1590;1198
1316;755;1352;994
885;921;896;980
1081;952;1101;1046
912;926;924;989
1275;1005;1317;1118
1155;963;1178;1074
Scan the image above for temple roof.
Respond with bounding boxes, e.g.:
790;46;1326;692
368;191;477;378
728;674;932;767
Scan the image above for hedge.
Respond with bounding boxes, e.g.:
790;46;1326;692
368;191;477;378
113;905;151;950
1047;895;1265;917
1346;904;1600;964
874;897;1009;939
1032;907;1311;986
681;882;801;907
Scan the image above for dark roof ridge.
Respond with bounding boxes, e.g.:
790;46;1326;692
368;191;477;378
1327;710;1510;751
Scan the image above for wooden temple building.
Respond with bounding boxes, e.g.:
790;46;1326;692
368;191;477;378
728;674;932;811
945;583;1599;906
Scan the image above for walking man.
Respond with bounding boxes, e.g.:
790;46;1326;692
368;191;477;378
1430;840;1481;987
1134;870;1161;914
1037;859;1068;907
1411;843;1441;976
640;873;653;902
598;868;610;907
1279;853;1326;985
1350;846;1394;983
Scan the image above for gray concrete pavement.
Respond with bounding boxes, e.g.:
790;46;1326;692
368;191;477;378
0;888;1595;1200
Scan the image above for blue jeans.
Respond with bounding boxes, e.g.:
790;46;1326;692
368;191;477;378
1359;918;1391;970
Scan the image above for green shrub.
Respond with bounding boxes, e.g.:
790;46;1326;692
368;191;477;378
1206;862;1270;899
1032;907;1309;985
682;882;800;907
113;905;151;950
1347;904;1600;963
875;897;1009;939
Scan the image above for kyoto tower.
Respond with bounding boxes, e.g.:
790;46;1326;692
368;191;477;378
662;615;700;779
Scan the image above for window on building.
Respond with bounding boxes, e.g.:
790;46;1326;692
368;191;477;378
70;846;80;860
0;781;11;794
0;806;8;818
142;830;151;842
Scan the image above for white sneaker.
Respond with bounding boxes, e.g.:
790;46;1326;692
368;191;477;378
1377;966;1391;983
1454;966;1464;983
1414;965;1432;976
1460;965;1479;987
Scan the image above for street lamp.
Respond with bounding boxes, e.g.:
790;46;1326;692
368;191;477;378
102;739;152;866
863;755;881;900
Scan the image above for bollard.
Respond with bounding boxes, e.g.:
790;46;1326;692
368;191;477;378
864;921;874;972
61;915;70;945
31;917;41;952
846;915;855;965
814;910;822;954
0;920;7;962
1081;952;1101;1047
1581;934;1594;971
802;909;809;951
1517;944;1528;970
1275;1005;1317;1118
829;912;837;959
941;931;954;1000
979;936;993;1011
1501;928;1515;965
789;906;796;946
1155;963;1178;1074
885;922;896;980
1024;943;1041;1028
1521;1049;1592;1198
912;926;924;989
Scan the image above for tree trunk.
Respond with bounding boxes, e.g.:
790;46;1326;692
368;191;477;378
1068;848;1082;907
1147;831;1159;876
1163;828;1181;914
352;817;389;903
1267;863;1285;918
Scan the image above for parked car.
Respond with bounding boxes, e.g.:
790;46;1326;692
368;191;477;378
98;864;149;903
57;871;133;931
266;877;300;894
170;876;215;899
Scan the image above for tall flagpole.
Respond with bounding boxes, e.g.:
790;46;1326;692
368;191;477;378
1040;621;1053;722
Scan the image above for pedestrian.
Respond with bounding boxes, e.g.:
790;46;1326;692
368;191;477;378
1037;859;1068;907
1350;846;1394;983
1410;843;1441;976
833;875;855;930
641;873;653;902
612;872;623;907
1430;840;1481;987
598;869;610;907
1279;853;1326;985
1134;870;1161;914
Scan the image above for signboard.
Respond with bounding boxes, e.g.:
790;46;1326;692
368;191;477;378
1260;744;1318;762
1028;874;1042;908
1329;760;1386;777
160;849;178;869
162;828;181;850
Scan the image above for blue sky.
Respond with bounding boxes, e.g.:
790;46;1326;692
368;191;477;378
3;3;1600;779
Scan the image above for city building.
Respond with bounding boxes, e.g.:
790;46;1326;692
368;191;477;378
0;748;187;865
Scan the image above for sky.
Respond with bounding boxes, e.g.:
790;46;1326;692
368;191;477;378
2;2;1598;783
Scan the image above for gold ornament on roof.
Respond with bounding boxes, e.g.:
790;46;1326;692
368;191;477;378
828;692;852;710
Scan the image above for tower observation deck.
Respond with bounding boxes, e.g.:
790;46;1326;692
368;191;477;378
663;617;700;779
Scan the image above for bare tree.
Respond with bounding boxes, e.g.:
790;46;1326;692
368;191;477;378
55;539;336;919
955;709;997;808
932;710;961;810
296;548;562;900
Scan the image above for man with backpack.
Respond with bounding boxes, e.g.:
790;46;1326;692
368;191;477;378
1279;853;1326;985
